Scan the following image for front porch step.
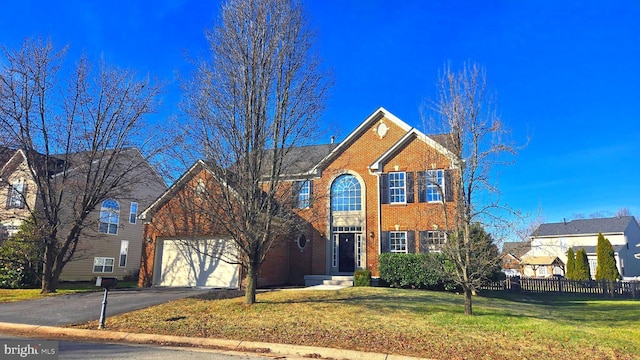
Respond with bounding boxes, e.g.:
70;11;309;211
304;275;353;287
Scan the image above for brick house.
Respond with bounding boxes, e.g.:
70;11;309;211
0;147;167;281
139;107;458;288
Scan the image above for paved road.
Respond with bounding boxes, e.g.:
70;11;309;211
0;287;213;327
1;335;290;360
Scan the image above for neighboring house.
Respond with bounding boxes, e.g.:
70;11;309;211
522;216;640;279
0;147;167;281
139;107;459;288
520;256;565;278
501;241;531;276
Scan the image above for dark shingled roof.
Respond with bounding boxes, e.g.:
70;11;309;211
282;143;338;175
0;146;15;165
533;216;637;237
502;241;531;259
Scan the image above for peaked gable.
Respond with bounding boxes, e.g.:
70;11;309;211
310;107;413;175
369;128;458;172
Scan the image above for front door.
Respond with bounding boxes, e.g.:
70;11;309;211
338;233;355;273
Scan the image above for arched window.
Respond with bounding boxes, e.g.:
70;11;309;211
99;199;119;234
331;174;361;211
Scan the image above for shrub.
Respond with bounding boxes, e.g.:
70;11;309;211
0;217;44;288
595;233;621;281
378;253;452;290
566;248;576;280
574;248;591;281
353;269;371;286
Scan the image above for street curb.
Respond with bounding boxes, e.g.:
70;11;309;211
0;322;426;360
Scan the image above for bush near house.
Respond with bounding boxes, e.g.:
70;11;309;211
379;253;454;290
0;217;44;289
565;248;576;280
595;233;621;281
354;269;371;286
574;248;591;281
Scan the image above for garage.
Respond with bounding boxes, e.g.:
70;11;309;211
155;237;239;288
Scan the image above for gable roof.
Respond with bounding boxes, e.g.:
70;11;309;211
310;107;456;175
532;216;638;237
521;256;565;266
369;128;458;172
502;241;531;259
140;160;211;220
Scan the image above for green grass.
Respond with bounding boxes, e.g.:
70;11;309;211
0;281;138;303
71;287;640;359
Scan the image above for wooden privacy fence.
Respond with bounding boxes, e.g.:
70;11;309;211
481;277;640;299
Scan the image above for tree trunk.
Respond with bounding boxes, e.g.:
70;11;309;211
244;263;258;304
464;287;473;315
40;245;57;294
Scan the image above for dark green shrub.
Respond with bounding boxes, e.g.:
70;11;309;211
354;269;371;286
378;253;452;290
595;233;621;281
0;217;44;288
566;248;576;280
574;248;591;281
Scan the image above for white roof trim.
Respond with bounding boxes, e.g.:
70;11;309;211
310;107;412;174
369;128;458;172
140;160;207;220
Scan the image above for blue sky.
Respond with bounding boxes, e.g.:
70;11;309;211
1;1;639;227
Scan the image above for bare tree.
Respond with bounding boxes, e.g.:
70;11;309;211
424;62;518;315
181;0;329;304
0;38;161;293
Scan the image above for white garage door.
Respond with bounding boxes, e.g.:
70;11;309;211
157;237;239;288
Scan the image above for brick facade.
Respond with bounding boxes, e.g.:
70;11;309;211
139;107;457;287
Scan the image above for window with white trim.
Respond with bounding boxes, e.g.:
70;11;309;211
296;234;307;250
426;169;444;202
195;179;206;197
537;266;548;277
93;257;114;273
389;172;406;204
426;231;446;251
99;199;119;234
588;259;598;279
331;175;361;211
6;181;25;209
129;202;138;224
389;232;407;253
119;240;129;267
298;180;310;209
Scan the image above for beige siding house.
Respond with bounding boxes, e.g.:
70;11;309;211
0;147;167;281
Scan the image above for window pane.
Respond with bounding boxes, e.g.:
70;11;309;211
298;181;310;208
426;170;443;202
389;172;406;203
99;199;119;234
331;175;361;211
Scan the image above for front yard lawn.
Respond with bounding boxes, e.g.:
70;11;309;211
72;287;640;359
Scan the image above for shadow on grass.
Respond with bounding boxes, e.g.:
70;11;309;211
478;289;640;324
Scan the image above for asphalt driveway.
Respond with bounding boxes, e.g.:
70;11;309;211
0;287;214;327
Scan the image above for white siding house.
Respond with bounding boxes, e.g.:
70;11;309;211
522;216;640;279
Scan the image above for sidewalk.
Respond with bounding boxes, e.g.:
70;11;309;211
0;321;425;360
